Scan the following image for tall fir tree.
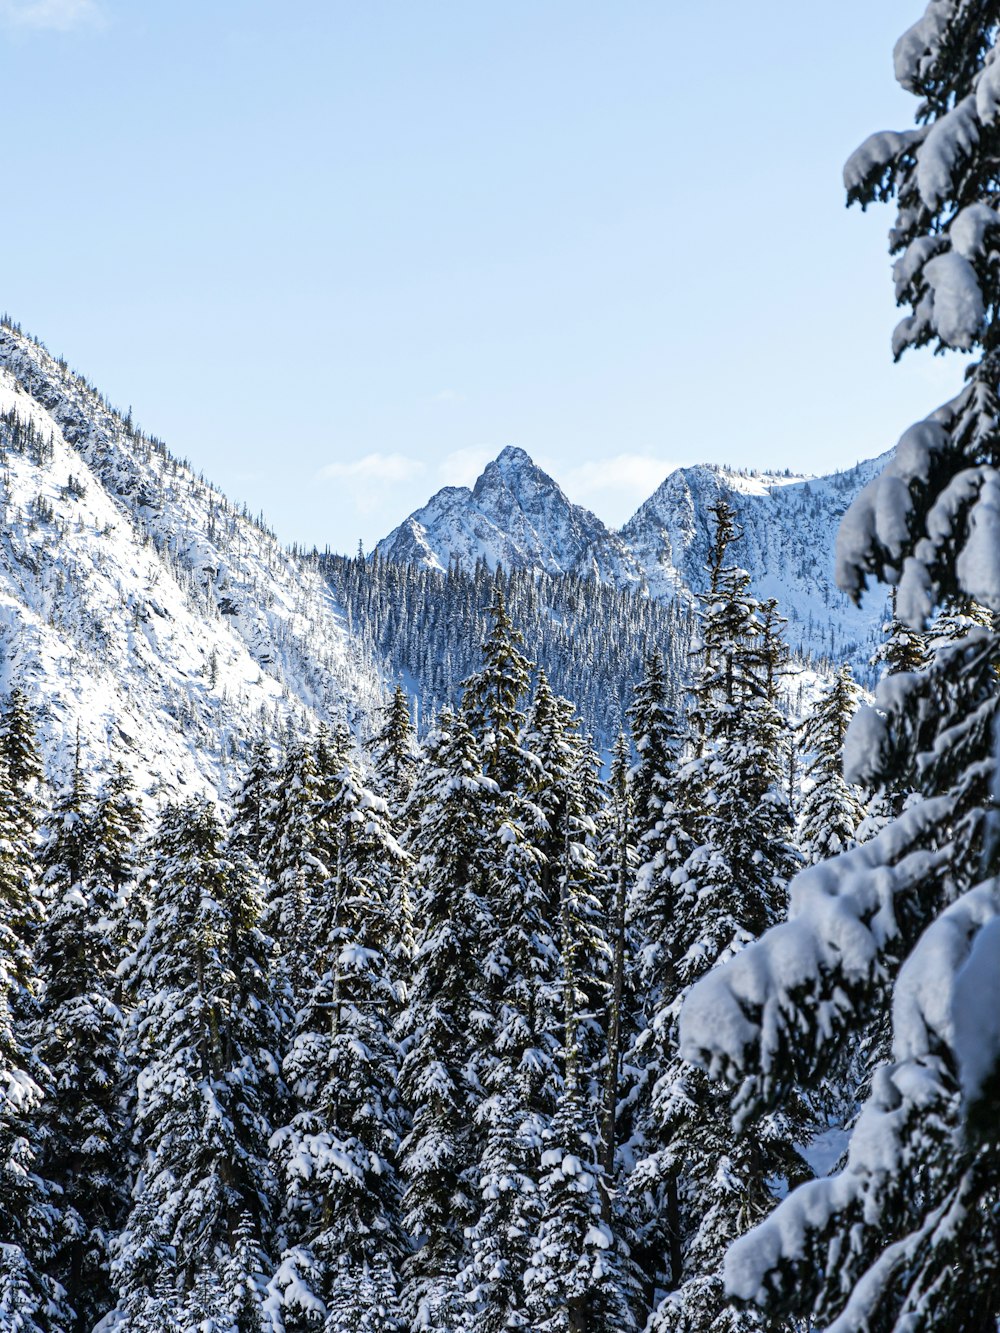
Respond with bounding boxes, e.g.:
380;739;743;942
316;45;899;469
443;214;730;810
461;581;532;793
270;738;408;1329
33;752;136;1333
596;733;634;1215
0;687;65;1329
260;735;330;1015
112;798;278;1325
525;1082;632;1333
0;686;44;793
370;683;420;816
630;505;805;1333
397;711;499;1330
524;765;633;1333
230;735;276;876
622;654;695;1316
457;668;573;1331
797;664;866;864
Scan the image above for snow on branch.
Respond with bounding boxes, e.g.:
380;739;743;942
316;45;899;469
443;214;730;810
834;413;952;605
843;128;925;201
717;878;1000;1327
677;797;952;1119
893;0;958;92
834;399;1000;622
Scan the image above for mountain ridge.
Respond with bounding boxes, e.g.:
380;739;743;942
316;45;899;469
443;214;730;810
376;446;892;673
377;445;644;586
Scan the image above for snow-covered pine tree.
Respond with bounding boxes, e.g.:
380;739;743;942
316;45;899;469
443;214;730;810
270;738;408;1330
681;507;801;964
628;651;692;936
260;735;330;1014
597;734;635;1213
230;735;276;875
178;1219;272;1333
873;587;927;680
459;1083;541;1333
796;663;866;863
591;733;656;1329
0;687;66;1330
626;649;694;1065
89;762;145;974
112;798;277;1323
0;1247;51;1333
461;581;532;793
370;683;420;815
322;1255;406;1333
524;766;633;1333
230;738;292;1113
629;505;804;1333
525;1082;632;1333
677;9;1000;1326
563;740;618;1133
33;754;131;1333
225;1215;272;1333
621;651;695;1317
855;591;928;846
0;686;43;794
519;668;595;1081
397;710;499;1329
457;668;572;1331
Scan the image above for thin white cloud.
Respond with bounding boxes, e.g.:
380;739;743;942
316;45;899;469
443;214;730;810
430;388;464;404
0;0;104;30
318;452;425;484
316;452;426;515
437;446;494;488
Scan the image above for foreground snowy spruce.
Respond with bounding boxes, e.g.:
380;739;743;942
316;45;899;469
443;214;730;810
678;3;1000;1329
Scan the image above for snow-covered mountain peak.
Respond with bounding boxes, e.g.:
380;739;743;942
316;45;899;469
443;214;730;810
620;454;892;667
492;444;534;469
377;446;643;584
472;446;557;506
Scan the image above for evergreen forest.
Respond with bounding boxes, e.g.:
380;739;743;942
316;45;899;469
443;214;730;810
0;494;975;1332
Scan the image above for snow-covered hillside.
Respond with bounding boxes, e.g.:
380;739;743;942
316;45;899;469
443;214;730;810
377;448;892;673
621;457;892;668
0;321;382;799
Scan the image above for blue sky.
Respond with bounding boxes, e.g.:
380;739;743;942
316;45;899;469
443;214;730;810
0;0;963;551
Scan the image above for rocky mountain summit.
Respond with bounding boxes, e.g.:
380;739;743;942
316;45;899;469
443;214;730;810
377;446;644;584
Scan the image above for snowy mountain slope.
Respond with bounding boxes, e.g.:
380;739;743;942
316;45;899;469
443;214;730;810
620;458;892;669
0;321;383;799
376;449;892;674
376;446;644;584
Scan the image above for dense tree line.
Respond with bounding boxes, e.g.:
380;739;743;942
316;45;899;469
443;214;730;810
322;551;695;749
0;502;885;1332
